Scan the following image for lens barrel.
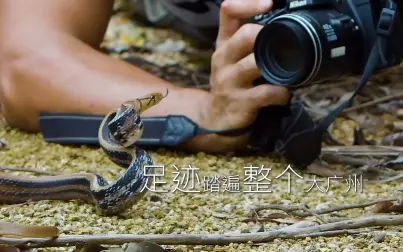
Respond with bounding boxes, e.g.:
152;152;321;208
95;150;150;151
255;10;362;88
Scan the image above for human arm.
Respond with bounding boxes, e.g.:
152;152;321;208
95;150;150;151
0;0;289;153
0;0;207;131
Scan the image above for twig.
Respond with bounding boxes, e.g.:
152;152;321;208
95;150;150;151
243;213;298;223
321;154;376;166
343;91;403;113
321;146;403;157
252;204;303;215
376;231;403;238
384;157;403;170
251;199;399;218
243;217;297;225
294;229;362;238
0;215;401;248
314;199;399;215
0;166;57;176
301;230;403;239
371;173;403;183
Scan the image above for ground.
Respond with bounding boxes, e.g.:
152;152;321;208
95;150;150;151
0;1;402;251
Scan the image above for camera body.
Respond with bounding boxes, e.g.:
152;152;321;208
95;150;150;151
254;0;403;88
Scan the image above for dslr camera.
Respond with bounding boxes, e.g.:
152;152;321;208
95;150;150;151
254;0;403;88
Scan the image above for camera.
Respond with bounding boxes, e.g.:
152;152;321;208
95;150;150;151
254;0;403;88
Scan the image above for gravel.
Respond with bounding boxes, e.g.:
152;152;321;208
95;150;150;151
0;119;402;251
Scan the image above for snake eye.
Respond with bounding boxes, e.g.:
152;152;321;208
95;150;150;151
135;116;141;125
148;95;156;105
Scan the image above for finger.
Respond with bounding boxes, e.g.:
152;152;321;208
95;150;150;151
222;0;273;18
216;4;240;48
217;0;273;47
227;53;261;87
240;84;290;108
222;23;263;64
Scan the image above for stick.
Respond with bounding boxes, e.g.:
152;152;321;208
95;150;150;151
321;146;403;157
0;166;57;176
0;215;401;248
252;199;399;218
321;154;375;166
377;231;403;238
343;92;403;113
294;229;362;238
372;173;403;183
243;213;296;223
314;199;399;215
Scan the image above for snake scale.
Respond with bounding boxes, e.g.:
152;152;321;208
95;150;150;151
0;92;166;215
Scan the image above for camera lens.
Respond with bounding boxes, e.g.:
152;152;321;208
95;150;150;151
255;14;322;87
267;24;305;74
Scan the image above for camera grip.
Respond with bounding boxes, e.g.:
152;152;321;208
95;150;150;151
248;102;320;168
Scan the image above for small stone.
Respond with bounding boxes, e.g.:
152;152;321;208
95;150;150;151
373;232;386;243
149;195;162;202
397;108;403;119
125;242;165;252
393;121;403;130
223;204;234;213
153;39;185;53
383;132;403;146
0;139;7;149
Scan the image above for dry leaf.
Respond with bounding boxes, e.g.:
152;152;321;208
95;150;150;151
0;221;59;238
307;161;347;177
374;201;403;214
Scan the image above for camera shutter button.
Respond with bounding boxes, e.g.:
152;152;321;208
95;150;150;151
330;16;354;28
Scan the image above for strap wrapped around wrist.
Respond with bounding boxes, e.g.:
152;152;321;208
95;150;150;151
39;114;251;146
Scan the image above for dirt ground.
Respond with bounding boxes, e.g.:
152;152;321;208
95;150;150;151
0;1;402;251
1;118;402;252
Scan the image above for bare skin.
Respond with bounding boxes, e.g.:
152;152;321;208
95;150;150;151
0;0;289;153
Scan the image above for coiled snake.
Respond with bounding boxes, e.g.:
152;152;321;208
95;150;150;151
0;92;166;215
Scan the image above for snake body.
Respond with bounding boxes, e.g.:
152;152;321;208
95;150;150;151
0;93;165;215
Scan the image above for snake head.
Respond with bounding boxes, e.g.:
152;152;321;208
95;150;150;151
108;107;144;148
136;90;169;114
106;91;168;147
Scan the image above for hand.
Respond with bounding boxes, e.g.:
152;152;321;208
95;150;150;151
183;0;290;153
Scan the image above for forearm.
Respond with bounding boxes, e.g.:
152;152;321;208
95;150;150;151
0;31;209;132
0;0;288;154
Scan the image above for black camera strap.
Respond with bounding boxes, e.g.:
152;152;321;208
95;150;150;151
255;4;399;167
39;113;252;146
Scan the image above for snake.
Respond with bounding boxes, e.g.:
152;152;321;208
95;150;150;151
0;92;166;215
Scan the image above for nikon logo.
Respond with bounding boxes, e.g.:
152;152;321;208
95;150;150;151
289;0;307;9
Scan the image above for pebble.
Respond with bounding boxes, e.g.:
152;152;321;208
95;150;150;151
374;232;386;243
393;121;403;131
126;242;165;252
0;139;7;149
